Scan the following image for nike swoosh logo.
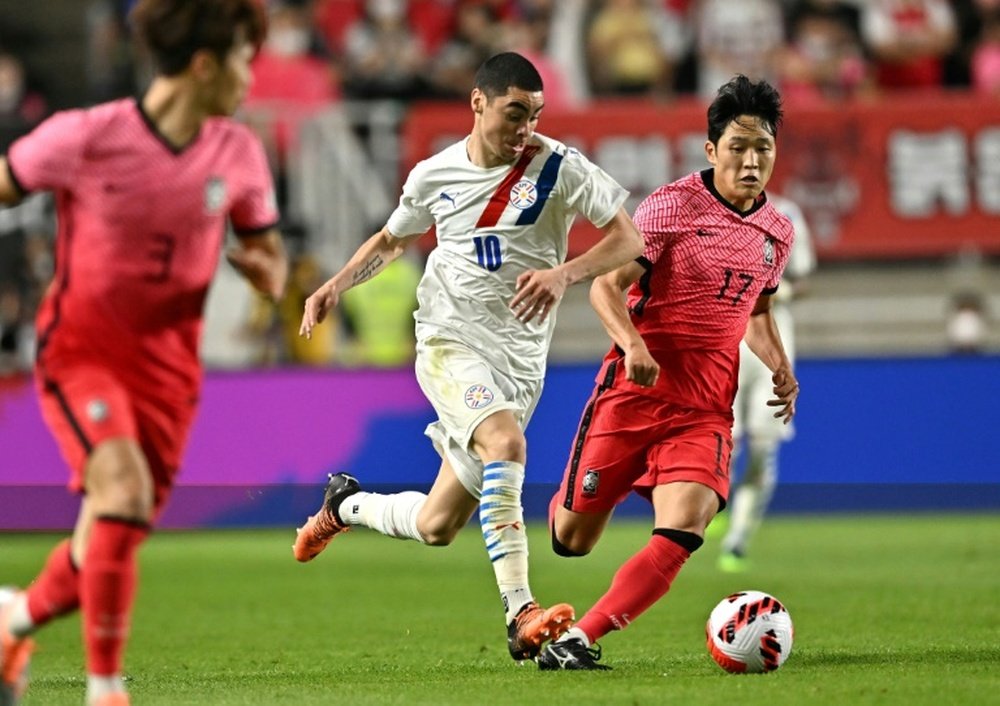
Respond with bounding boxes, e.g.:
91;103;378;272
696;229;718;237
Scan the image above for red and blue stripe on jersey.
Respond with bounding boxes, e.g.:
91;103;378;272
475;145;564;228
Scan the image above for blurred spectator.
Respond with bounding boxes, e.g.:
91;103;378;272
278;253;339;365
860;0;958;90
778;0;872;104
585;0;689;98
0;52;48;151
342;0;430;100
429;1;501;98
946;291;988;354
695;0;784;100
0;192;52;375
971;7;1000;94
244;0;340;212
315;0;456;57
340;256;420;367
500;5;582;110
85;0;140;101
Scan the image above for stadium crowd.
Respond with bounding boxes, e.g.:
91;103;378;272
0;0;997;373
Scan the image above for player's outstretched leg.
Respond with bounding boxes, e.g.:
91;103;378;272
537;634;611;671
293;473;361;562
507;601;575;661
0;587;35;705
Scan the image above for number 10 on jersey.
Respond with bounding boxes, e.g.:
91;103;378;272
473;234;503;272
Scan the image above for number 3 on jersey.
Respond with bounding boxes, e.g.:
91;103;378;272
473;234;503;272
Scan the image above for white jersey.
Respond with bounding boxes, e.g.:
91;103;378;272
768;194;816;305
387;133;628;380
735;194;816;441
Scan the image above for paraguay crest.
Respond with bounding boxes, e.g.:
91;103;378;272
763;237;775;265
509;179;537;210
204;176;226;214
464;384;495;409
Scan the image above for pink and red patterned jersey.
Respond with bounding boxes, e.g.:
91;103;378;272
617;169;794;413
8;98;278;398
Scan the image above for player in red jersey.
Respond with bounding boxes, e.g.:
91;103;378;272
0;2;287;703
537;75;800;670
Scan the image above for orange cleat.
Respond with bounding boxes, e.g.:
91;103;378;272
506;601;575;661
292;473;360;562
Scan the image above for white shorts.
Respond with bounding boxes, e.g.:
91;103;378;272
414;336;543;497
733;305;797;444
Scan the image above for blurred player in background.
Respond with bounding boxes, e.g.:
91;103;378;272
718;193;816;572
539;75;798;670
0;2;288;704
293;52;643;663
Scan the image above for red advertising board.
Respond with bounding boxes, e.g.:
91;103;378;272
401;93;1000;260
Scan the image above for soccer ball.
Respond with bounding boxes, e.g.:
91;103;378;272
706;590;794;673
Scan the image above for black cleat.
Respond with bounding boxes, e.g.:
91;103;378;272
537;638;612;670
293;473;361;562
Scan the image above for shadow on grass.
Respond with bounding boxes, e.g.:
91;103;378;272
792;644;999;668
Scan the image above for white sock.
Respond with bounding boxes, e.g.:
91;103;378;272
6;592;35;638
339;490;427;542
723;442;779;554
479;461;532;623
87;674;126;704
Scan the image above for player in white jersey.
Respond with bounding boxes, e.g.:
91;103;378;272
718;193;816;572
292;52;644;662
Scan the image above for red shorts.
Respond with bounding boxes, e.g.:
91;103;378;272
35;362;197;511
554;359;733;514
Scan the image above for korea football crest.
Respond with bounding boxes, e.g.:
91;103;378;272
582;469;600;496
204;177;226;214
763;237;775;265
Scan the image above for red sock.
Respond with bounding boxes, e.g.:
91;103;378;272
576;533;692;642
80;517;150;676
26;539;81;626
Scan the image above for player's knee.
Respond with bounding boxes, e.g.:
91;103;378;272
653;527;704;553
85;450;154;521
485;436;527;465
550;521;594;557
417;517;462;546
551;531;589;557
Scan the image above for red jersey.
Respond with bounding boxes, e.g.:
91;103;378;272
8;98;278;400
616;169;793;413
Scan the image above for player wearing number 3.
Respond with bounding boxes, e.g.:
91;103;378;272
539;75;799;670
0;2;287;704
294;52;643;662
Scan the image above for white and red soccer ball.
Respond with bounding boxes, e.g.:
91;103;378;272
706;590;794;674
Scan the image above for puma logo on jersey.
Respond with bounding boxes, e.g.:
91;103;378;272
439;191;460;207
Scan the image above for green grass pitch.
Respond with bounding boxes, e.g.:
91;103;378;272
4;513;998;705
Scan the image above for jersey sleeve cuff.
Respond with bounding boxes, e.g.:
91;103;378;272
233;221;280;238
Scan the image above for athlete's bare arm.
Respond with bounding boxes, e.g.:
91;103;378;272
0;156;25;205
744;293;799;422
227;228;289;302
510;206;643;324
300;226;423;338
589;260;659;387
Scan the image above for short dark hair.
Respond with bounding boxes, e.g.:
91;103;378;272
707;75;783;144
130;0;267;77
473;52;543;100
